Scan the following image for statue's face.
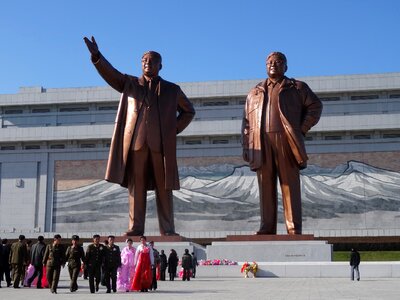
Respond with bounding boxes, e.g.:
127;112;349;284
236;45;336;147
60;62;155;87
141;53;161;78
266;54;287;79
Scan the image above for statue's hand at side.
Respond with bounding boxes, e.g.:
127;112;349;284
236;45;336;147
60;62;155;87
84;36;100;60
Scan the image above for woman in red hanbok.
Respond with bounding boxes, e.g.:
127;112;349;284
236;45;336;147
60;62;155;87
131;236;154;292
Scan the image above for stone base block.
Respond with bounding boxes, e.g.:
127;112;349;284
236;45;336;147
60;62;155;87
206;240;332;262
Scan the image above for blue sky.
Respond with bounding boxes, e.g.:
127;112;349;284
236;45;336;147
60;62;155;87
0;0;399;94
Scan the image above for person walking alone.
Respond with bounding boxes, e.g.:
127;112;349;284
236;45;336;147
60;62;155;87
350;248;361;281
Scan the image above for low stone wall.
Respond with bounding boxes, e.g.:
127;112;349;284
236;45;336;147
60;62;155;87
196;262;400;278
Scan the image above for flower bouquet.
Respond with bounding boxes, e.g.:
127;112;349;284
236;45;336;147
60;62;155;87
199;259;238;266
240;261;258;278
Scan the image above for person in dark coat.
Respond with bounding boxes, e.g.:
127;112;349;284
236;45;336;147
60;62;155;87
0;238;3;288
65;235;85;292
101;239;109;287
181;249;192;281
350;248;361;281
167;249;178;281
43;234;65;294
191;252;198;278
85;234;105;293
149;241;160;291
159;250;167;281
1;239;12;287
103;235;121;293
26;235;46;288
9;235;29;288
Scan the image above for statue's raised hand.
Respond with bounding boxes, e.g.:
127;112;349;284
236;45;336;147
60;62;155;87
84;36;99;56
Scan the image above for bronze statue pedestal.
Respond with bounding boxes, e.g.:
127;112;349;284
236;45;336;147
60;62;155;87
207;234;332;262
226;234;314;242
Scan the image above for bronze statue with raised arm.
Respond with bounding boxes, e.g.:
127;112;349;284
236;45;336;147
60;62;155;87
242;52;322;235
84;36;195;236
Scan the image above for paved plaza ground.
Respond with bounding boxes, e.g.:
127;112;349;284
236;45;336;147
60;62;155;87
1;276;400;300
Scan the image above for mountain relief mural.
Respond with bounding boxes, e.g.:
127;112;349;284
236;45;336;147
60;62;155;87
52;161;400;233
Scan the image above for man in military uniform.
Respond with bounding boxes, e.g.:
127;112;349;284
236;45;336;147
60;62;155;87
65;235;85;292
103;235;121;293
9;235;29;288
85;234;104;293
43;234;65;294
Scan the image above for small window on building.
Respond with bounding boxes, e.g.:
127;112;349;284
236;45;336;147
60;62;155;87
4;109;23;114
25;145;41;150
185;140;202;145
239;100;246;105
324;136;342;140
32;108;51;113
50;144;65;149
202;101;229;107
212;139;229;144
353;135;371;140
305;136;313;141
81;144;96;148
350;95;379;100
1;146;15;150
59;107;89;112
319;96;340;101
389;94;400;99
98;106;118;111
383;133;400;139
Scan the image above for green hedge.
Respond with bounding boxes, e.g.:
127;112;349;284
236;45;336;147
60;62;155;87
333;251;400;261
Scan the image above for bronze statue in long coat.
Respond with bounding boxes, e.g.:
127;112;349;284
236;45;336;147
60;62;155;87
84;37;195;236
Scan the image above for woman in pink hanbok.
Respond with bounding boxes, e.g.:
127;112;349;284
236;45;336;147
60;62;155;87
116;239;136;292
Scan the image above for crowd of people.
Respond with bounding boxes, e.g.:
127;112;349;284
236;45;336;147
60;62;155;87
0;234;198;293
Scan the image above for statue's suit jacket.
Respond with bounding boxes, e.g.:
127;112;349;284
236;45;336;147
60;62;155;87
93;54;195;190
242;77;322;170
